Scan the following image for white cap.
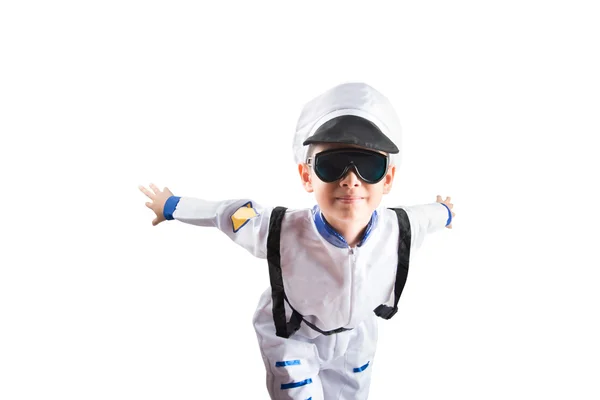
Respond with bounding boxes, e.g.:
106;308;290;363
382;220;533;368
292;82;403;166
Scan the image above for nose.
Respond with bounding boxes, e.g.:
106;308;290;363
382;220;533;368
339;167;362;187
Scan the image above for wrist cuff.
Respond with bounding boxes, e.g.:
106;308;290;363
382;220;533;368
439;203;452;226
163;196;181;220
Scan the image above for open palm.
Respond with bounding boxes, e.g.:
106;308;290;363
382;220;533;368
139;183;174;226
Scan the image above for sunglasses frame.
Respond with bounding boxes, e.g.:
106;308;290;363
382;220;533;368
306;148;390;184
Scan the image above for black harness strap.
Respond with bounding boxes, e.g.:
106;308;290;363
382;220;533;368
374;207;412;319
267;207;301;338
285;294;351;336
266;206;412;338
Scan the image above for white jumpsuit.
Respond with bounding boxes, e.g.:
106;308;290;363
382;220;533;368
167;196;450;399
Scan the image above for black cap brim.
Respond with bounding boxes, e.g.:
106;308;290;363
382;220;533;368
302;115;399;154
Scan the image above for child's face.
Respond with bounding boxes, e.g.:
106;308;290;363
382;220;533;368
298;143;396;226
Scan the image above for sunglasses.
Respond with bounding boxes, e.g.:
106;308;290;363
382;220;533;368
306;148;389;184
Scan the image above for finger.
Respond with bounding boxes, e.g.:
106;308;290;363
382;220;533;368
452;212;456;217
447;223;453;229
446;196;451;203
145;202;153;209
436;195;442;202
149;183;161;194
448;203;453;208
139;185;155;199
152;218;158;226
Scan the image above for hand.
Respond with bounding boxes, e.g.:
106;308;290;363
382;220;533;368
436;195;455;229
139;183;174;226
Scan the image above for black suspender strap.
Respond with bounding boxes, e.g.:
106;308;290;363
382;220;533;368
295;308;351;336
374;207;412;320
267;206;302;338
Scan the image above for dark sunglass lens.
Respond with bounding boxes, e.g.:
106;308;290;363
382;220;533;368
315;153;348;182
315;152;350;182
354;152;387;183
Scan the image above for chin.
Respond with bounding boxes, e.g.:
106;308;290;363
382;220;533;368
329;206;371;222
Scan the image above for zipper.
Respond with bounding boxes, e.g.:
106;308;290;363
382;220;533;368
346;246;357;327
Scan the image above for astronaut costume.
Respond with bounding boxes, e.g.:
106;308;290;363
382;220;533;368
162;83;452;399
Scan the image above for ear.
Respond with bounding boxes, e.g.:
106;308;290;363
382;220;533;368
298;163;314;193
382;165;396;194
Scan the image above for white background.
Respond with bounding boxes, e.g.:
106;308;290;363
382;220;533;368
1;1;599;399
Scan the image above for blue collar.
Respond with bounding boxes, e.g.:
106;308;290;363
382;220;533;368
312;205;378;249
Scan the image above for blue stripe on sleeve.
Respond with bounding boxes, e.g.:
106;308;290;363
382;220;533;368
163;196;181;220
439;202;452;226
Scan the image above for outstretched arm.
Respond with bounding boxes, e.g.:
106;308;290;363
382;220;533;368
401;195;455;250
138;183;272;258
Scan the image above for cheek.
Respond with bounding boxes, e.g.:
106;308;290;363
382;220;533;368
368;192;381;204
367;186;385;205
312;182;335;204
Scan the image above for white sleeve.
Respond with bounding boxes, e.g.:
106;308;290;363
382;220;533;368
401;203;450;251
172;197;272;259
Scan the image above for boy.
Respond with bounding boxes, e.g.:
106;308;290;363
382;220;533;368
139;82;454;399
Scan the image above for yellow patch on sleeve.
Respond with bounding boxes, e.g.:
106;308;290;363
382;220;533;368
231;202;258;232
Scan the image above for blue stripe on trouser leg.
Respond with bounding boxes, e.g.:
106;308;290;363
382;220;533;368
353;361;370;373
275;360;301;367
281;378;313;390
